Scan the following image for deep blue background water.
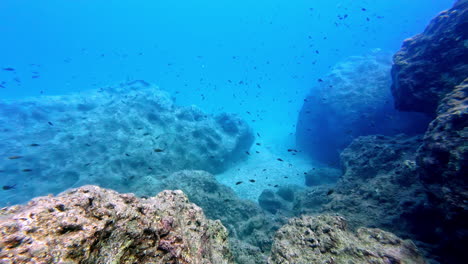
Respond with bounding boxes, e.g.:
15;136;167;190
0;0;454;141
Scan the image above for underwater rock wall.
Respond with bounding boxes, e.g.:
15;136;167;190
0;185;233;263
390;1;468;262
0;80;254;206
391;0;468;115
296;51;430;164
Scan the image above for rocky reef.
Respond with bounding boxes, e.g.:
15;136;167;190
391;0;468;115
296;51;430;164
0;185;232;263
0;183;426;264
0;80;254;206
268;215;426;264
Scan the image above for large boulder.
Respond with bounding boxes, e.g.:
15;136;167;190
0;185;232;263
391;0;468;115
0;80;254;206
268;215;426;264
296;51;430;164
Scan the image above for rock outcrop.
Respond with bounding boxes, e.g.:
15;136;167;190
296;135;428;235
0;185;232;263
268;215;426;264
0;80;254;206
391;0;468;115
297;51;429;164
418;79;467;213
157;170;284;264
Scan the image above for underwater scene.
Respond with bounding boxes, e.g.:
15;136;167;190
0;0;466;263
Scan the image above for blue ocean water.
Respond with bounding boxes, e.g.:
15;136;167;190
1;0;452;139
0;1;461;262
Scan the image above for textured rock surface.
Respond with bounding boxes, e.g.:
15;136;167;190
268;215;426;264
0;185;232;263
297;51;429;164
391;1;468;114
416;79;468;263
418;79;468;213
157;170;284;264
0;80;254;206
323;135;428;233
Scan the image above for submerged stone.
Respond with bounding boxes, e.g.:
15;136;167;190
268;214;426;264
0;185;233;263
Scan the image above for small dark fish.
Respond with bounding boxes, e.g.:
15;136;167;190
8;156;22;160
257;132;261;137
274;185;279;187
256;151;260;154
236;181;243;185
245;151;250;155
2;68;15;71
361;8;367;11
287;149;299;153
249;179;256;183
318;79;324;82
22;169;32;172
327;189;335;195
2;184;16;190
256;143;261;146
154;148;164;152
277;158;284;162
48;121;54;126
29;143;40;147
125;153;130;156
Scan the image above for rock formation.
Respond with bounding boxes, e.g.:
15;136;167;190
391;0;468;115
157;170;284;264
296;51;429;164
0;185;232;263
268;215;426;264
0;80;254;206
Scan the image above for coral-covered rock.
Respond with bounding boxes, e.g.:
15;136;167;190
0;185;232;264
0;81;254;206
268;215;426;264
391;1;468;115
297;51;429;164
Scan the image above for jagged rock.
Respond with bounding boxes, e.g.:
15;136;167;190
268;215;426;264
0;185;232;264
156;170;283;264
391;1;468;115
297;51;429;164
304;167;341;187
0;81;254;206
